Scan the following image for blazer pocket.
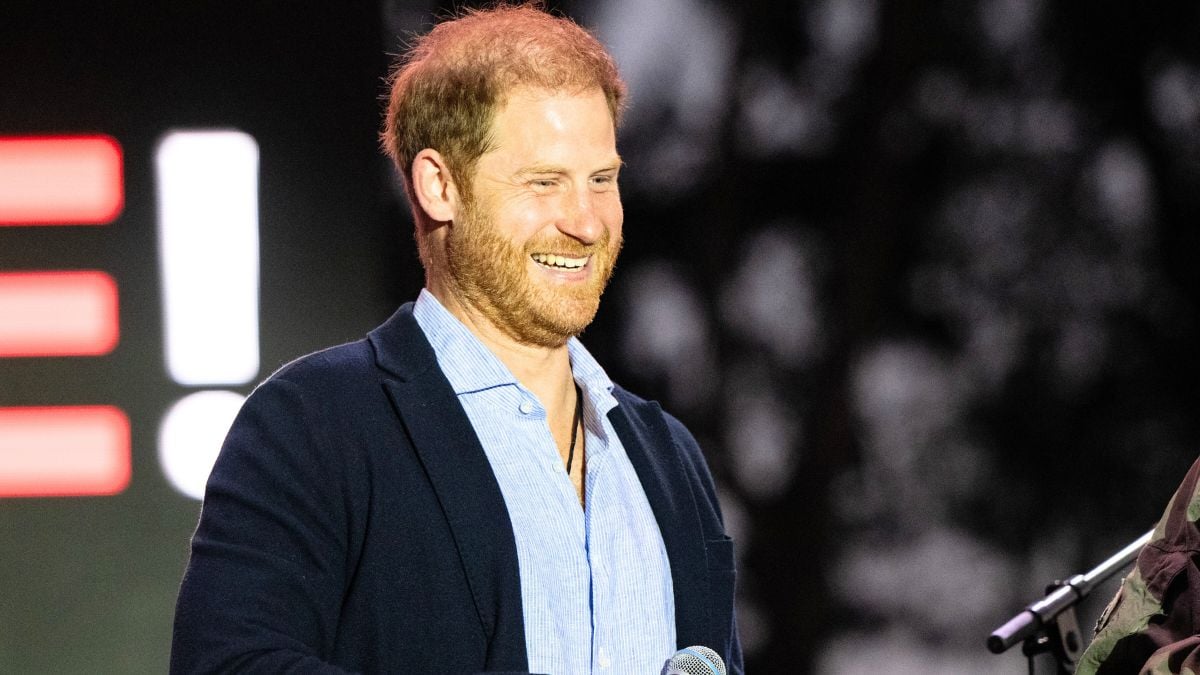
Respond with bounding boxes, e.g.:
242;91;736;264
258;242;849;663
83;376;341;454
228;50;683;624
705;536;736;571
705;536;737;660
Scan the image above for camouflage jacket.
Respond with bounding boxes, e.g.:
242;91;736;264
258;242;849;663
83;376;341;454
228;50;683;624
1076;456;1200;675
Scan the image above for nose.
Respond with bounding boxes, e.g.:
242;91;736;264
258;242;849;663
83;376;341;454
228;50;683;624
557;186;606;245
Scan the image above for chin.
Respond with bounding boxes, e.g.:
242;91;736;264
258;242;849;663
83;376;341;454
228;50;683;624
513;298;601;347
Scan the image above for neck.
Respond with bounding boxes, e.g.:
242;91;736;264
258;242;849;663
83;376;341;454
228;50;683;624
426;284;576;412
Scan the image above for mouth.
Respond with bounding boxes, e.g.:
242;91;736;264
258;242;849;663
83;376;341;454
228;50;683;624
531;252;590;271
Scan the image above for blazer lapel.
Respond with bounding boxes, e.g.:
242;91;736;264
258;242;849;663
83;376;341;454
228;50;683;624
609;393;709;650
369;304;527;672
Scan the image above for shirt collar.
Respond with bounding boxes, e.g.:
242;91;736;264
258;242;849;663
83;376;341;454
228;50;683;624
566;333;618;417
413;289;516;395
413;288;618;415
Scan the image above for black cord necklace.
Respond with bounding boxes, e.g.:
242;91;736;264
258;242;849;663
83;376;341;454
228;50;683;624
565;384;582;475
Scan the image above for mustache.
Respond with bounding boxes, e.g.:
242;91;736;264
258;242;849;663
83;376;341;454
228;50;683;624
523;229;619;257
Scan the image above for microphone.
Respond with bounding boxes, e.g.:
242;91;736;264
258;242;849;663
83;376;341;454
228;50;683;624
662;645;726;675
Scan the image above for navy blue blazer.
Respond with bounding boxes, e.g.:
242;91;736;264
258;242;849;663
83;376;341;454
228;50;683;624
171;304;742;674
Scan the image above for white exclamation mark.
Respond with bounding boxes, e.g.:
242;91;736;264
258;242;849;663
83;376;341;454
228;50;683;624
155;130;260;500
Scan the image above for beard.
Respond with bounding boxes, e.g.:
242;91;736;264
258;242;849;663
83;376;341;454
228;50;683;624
443;198;622;348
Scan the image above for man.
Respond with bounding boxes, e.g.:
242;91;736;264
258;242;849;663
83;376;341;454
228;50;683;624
170;4;741;674
1076;456;1200;674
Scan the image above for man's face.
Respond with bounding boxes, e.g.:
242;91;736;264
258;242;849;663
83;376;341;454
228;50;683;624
443;86;624;347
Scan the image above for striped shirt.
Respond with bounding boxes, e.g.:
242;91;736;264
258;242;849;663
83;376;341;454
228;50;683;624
413;290;676;674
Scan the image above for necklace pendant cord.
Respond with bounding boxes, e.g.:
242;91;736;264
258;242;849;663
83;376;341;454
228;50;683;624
565;383;582;474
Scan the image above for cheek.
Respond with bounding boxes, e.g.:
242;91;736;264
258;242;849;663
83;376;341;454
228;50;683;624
602;201;623;240
482;208;544;248
507;201;558;239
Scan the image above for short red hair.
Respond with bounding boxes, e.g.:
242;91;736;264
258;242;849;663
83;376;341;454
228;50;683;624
381;3;626;212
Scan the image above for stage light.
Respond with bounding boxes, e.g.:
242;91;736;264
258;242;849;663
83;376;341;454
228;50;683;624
155;130;260;386
158;391;246;500
0;136;123;225
0;270;120;357
0;406;131;497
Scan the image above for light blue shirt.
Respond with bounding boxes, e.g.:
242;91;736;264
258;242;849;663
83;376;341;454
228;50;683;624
413;290;676;675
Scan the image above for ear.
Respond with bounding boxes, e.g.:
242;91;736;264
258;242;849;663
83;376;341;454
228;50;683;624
411;149;462;223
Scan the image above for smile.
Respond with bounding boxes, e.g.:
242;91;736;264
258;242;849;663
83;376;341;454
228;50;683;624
531;253;589;270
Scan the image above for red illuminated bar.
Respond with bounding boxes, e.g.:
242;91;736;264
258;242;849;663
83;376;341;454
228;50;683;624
0;135;123;225
0;406;131;497
0;271;119;357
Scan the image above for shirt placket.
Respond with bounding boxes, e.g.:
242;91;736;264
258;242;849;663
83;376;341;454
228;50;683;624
514;386;592;673
583;415;619;673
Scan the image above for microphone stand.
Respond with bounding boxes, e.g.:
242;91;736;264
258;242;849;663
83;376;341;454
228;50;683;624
987;529;1153;674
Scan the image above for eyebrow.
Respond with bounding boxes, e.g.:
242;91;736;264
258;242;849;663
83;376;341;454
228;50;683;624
514;158;624;177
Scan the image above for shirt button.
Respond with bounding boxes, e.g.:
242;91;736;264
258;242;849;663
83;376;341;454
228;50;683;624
598;647;610;669
518;400;533;414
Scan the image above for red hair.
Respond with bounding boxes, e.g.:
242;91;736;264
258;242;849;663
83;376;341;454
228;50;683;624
381;3;626;211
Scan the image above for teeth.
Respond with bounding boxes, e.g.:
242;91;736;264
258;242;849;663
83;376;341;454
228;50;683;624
532;253;587;269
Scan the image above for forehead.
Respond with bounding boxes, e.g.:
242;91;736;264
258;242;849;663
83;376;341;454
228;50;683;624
483;86;618;167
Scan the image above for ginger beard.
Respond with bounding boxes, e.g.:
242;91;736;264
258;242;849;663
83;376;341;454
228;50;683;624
444;194;622;348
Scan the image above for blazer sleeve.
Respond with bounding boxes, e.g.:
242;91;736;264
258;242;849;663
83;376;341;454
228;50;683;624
170;375;357;674
662;411;745;675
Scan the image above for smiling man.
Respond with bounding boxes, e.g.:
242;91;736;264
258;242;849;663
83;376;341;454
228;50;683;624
170;4;741;674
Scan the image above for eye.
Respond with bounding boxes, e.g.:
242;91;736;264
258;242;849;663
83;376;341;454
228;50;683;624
590;173;618;191
527;177;560;193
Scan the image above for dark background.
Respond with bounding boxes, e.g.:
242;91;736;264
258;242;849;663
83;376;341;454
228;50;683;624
2;1;1197;672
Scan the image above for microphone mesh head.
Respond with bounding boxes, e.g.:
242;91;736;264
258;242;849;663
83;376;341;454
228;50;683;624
666;645;727;675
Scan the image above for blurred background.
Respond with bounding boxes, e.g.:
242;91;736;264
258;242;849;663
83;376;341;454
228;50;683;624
2;0;1198;672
